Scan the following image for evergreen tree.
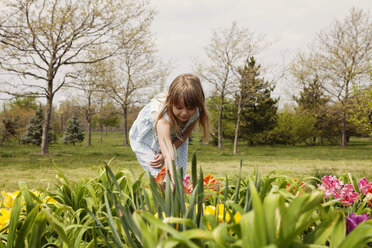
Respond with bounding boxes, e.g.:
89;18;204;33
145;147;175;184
294;78;341;144
22;108;52;146
238;58;278;145
63;116;84;145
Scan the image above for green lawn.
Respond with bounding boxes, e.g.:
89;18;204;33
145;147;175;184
0;132;371;191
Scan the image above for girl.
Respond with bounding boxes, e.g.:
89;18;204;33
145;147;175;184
129;73;210;182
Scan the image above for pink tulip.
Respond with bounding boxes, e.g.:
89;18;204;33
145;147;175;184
358;178;372;195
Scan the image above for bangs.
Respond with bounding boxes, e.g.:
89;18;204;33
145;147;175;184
174;89;201;109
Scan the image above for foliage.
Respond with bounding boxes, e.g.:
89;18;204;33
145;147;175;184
194;21;268;149
2;155;372;246
239;95;278;145
0;117;19;146
0;97;38;144
3;97;38;111
291;7;372;146
0;0;156;154
348;84;372;136
22;107;53;146
62;116;85;145
268;112;317;145
234;57;278;150
207;97;236;144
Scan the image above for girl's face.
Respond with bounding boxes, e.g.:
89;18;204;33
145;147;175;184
172;98;196;124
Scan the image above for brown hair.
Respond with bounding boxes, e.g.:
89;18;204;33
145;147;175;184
156;73;210;142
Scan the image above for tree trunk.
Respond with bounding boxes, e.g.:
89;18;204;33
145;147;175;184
233;96;243;155
60;114;64;131
87;119;91;146
341;83;349;147
87;97;92;147
218;96;224;150
41;92;53;154
341;112;348;147
99;121;103;142
123;105;129;146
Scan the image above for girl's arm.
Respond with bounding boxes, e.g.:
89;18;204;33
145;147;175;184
150;120;197;168
172;120;197;148
156;118;176;181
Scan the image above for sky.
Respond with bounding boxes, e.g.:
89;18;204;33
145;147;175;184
0;0;370;108
150;0;371;107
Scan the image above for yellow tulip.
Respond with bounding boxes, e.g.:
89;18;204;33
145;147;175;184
0;208;11;232
1;191;19;208
204;204;241;224
43;196;57;204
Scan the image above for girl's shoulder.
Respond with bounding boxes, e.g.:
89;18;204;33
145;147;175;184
149;92;167;114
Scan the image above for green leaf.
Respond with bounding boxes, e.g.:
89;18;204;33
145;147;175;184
263;194;281;244
191;152;197;187
250;180;268;247
103;191;124;247
303;211;343;245
7;192;23;248
44;210;73;247
28;210;47;248
15;205;39;248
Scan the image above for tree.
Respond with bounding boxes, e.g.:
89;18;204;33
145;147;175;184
99;29;169;146
292;77;333;144
233;57;277;154
94;99;119;142
348;84;372;136
63;116;84;145
0;117;19;146
22;107;52;146
194;22;268;149
0;0;154;154
291;7;372;146
69;60;102;147
1;96;38;138
57;100;80;132
92;94;117;141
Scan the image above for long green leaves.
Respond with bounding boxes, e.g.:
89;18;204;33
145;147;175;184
3;156;372;247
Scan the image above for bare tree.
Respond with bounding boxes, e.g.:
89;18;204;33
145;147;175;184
95;95;118;142
68;63;102;146
0;0;152;154
99;30;170;146
194;22;268;149
291;7;372;147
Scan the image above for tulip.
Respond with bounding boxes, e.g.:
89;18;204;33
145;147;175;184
0;208;11;232
345;213;369;234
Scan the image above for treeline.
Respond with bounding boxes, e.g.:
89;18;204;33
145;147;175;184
195;8;371;152
0;77;370;150
206;59;371;152
0;1;371;154
0;96;138;146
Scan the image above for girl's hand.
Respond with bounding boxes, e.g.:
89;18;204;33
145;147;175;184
150;153;164;168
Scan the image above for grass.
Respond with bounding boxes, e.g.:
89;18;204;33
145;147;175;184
0;131;371;191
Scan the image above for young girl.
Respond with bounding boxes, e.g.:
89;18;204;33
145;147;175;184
129;73;210;182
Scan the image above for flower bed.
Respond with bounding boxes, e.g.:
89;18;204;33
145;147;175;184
1;155;372;247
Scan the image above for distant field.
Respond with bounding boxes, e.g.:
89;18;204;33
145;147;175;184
0;131;371;191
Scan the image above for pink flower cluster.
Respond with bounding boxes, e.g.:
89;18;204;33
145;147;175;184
183;174;193;194
317;176;359;206
358;178;372;195
358;177;372;207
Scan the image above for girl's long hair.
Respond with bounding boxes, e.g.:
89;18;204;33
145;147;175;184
156;73;210;142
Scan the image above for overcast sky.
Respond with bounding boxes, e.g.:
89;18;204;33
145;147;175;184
150;0;371;107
